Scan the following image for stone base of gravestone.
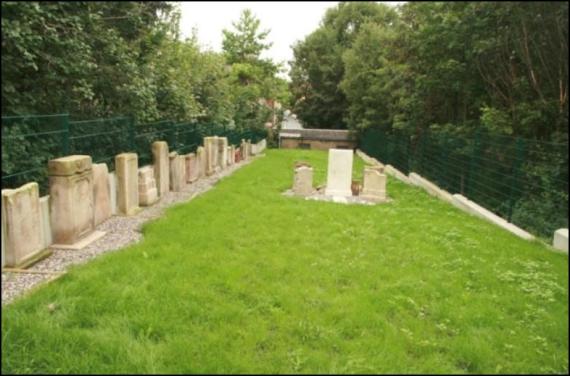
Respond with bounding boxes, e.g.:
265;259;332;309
324;149;353;197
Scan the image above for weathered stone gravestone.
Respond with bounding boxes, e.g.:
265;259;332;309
227;146;234;166
152;141;169;198
360;166;387;202
241;139;248;161
138;166;158;206
247;139;253;158
204;136;218;176
197;146;206;178
185;153;200;183
169;152;185;192
116;153;140;216
218;137;228;170
325;149;354;197
93;163;112;226
2;182;51;268
293;164;314;196
49;155;106;248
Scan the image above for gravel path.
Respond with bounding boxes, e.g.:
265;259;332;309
1;157;257;306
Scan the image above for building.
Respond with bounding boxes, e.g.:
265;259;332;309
279;128;357;150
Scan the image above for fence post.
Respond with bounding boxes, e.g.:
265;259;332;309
128;116;135;152
466;128;481;197
62;114;70;155
507;137;525;221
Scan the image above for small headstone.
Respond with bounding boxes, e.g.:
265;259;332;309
152;141;169;197
360;167;387;202
197;146;206;178
325;149;353;197
93;163;112;226
2;182;47;268
138;166;158;206
169;152;185;192
185;153;200;183
204;137;218;176
115;153;140;216
218;137;228;170
293;165;313;196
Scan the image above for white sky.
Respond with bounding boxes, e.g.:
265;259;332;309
177;1;404;79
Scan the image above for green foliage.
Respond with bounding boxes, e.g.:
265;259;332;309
2;2;287;130
222;9;284;131
2;150;568;373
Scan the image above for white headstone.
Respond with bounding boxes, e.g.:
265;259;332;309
325;149;353;197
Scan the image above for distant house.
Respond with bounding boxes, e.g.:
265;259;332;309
279;128;357;150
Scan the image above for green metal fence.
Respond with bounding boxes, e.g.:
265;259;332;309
2;114;267;195
359;127;569;238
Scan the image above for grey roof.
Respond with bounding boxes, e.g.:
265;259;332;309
279;128;356;141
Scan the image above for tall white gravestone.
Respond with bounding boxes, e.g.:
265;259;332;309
325;149;354;197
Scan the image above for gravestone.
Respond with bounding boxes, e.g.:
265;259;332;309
227;146;234;166
360;166;387;202
325;149;353;197
138;166;158;206
49;155;105;248
197;146;206;178
241;139;248;161
169;152;185;192
185;153;200;183
293;165;314;196
116;153;140;216
39;195;52;249
152;141;169;197
218;137;228;170
2;182;51;268
93;163;112;226
204;137;218;176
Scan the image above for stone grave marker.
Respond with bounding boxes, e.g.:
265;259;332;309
325;149;353;197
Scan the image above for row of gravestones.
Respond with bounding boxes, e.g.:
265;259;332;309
292;149;387;201
1;137;264;269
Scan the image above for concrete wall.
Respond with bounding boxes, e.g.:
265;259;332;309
281;138;357;151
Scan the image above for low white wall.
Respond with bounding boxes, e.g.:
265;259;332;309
451;194;535;240
408;173;454;204
553;229;568;253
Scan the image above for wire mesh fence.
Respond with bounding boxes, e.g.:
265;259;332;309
2;114;267;195
359;127;568;238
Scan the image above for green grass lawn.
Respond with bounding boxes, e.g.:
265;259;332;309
2;149;568;374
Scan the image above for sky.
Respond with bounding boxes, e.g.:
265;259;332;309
177;1;404;79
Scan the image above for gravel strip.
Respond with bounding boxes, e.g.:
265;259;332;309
2;157;257;306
